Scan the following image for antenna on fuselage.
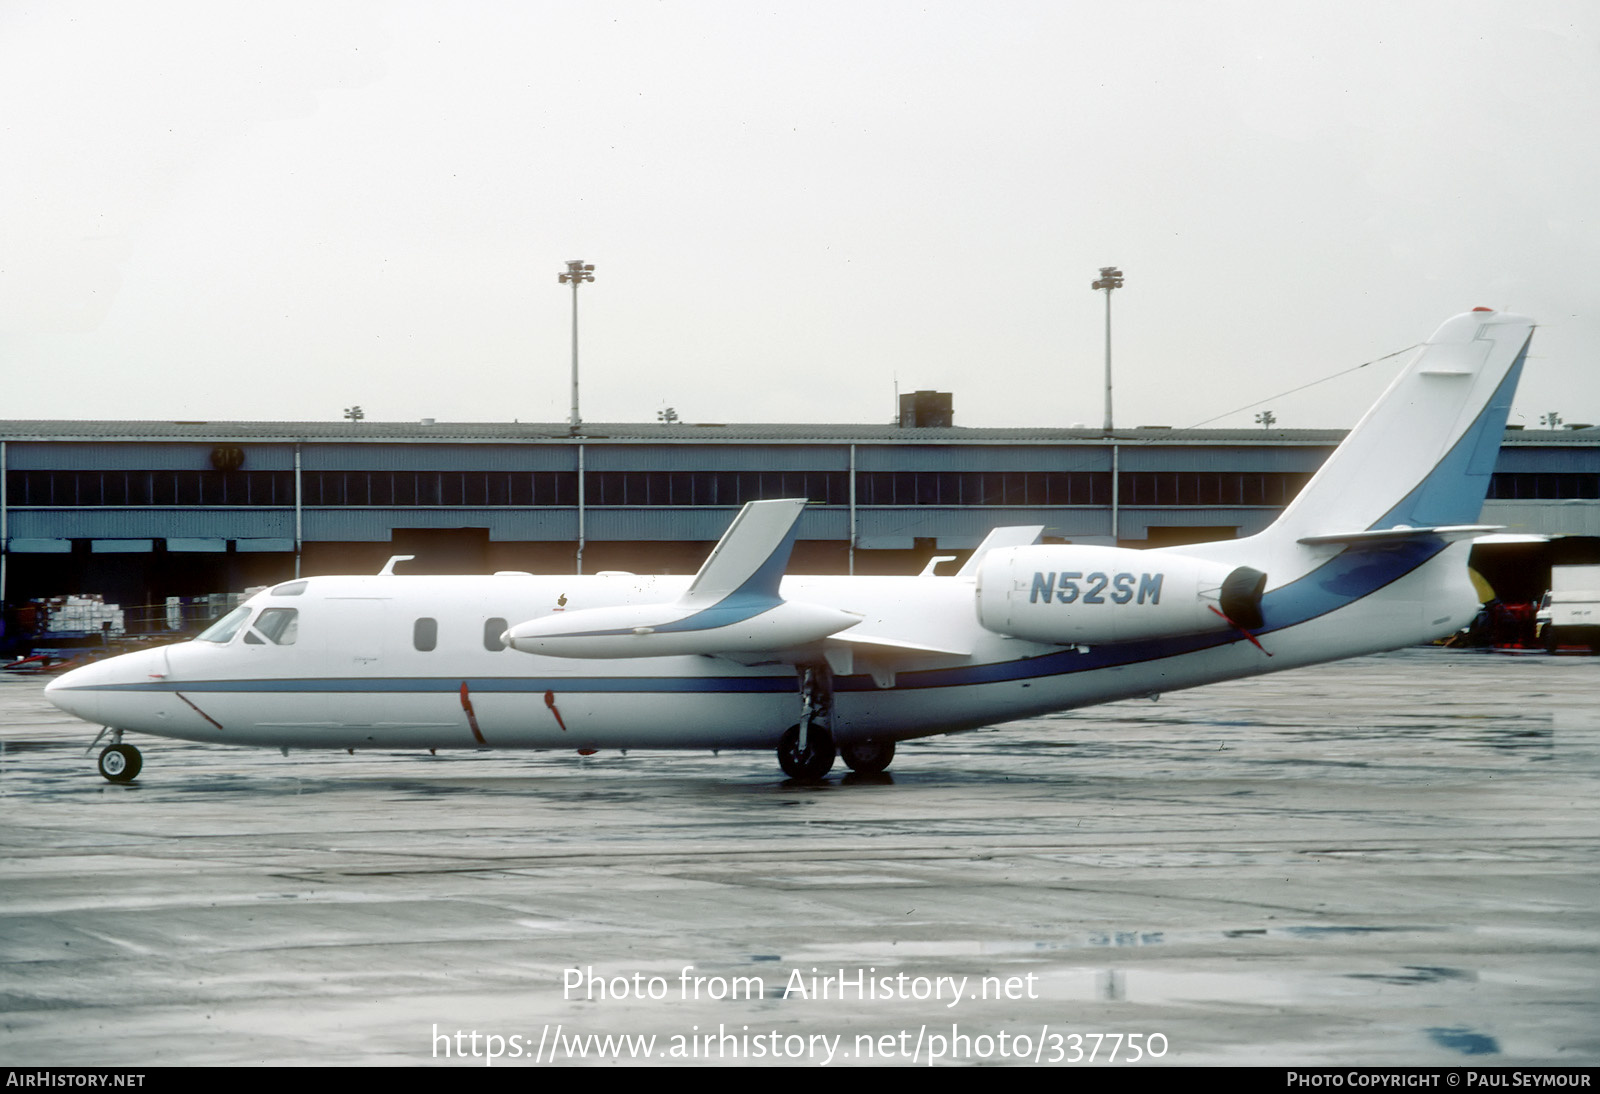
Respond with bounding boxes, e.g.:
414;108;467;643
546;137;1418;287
378;555;415;576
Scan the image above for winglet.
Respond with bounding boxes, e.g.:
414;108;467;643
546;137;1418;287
679;499;808;608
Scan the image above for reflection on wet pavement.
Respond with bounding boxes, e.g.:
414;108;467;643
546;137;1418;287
1;648;1596;1065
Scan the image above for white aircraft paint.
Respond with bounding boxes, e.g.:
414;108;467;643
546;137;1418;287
47;309;1535;781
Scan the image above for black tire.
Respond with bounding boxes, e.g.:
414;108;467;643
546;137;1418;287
777;724;836;781
840;739;895;775
98;743;142;784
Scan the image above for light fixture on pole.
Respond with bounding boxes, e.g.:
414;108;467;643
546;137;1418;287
558;259;595;434
1090;266;1124;434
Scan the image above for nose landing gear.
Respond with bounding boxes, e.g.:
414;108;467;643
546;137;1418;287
88;728;142;783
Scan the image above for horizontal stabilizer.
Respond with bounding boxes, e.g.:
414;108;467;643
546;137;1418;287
1298;524;1504;548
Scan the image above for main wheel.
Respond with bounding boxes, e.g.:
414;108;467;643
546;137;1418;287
777;724;836;781
840;739;896;775
97;743;142;784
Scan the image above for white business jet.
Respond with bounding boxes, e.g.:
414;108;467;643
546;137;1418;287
47;309;1534;783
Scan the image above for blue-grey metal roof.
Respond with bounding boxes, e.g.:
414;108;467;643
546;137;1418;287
3;418;1594;446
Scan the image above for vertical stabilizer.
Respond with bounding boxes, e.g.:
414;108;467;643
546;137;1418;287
1265;309;1533;543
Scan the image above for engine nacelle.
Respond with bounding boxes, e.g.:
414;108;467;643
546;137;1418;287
974;545;1265;644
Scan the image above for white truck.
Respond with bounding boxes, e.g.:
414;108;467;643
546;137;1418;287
1539;563;1600;653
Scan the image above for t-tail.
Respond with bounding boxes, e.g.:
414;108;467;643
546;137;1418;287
975;309;1534;657
1166;307;1536;654
1256;307;1534;551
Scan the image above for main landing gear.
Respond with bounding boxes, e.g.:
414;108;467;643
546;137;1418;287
777;723;835;781
776;665;897;780
839;738;895;775
777;664;836;780
90;728;142;784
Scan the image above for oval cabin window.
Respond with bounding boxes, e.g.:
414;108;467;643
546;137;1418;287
413;617;438;652
484;618;508;652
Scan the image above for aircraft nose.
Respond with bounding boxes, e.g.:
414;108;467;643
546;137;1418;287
44;662;105;724
44;647;167;726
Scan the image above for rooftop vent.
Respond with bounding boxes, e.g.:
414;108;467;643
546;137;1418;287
898;390;953;428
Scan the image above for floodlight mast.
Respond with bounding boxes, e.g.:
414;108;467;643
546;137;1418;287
1090;266;1124;434
558;260;595;434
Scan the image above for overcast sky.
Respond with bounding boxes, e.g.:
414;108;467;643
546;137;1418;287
3;0;1596;431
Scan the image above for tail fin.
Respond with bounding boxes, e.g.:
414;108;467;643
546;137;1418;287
1265;308;1533;544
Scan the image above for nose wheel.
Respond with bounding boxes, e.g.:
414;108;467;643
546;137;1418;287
92;730;142;783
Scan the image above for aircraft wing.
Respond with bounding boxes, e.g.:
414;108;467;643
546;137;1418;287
827;632;969;658
820;632;971;688
714;631;970;678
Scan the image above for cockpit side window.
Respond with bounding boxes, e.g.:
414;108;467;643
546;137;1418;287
196;605;252;644
251;608;299;645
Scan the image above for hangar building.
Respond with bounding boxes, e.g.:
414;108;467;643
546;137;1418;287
2;413;1597;626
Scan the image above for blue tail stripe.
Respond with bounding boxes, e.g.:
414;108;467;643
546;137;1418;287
1371;333;1529;530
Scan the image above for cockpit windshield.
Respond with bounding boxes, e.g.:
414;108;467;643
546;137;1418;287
196;605;252;644
195;606;301;646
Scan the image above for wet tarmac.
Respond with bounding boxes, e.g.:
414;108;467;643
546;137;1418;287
1;648;1596;1066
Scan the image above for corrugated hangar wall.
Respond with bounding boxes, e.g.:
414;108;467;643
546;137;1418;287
2;425;1597;615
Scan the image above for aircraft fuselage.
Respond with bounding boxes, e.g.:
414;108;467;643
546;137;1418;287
45;549;1476;754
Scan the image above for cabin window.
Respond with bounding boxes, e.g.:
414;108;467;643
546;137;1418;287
483;618;508;652
196;606;252;644
413;617;438;652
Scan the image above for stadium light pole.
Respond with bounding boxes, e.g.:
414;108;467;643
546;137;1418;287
558;259;595;434
1091;266;1124;434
